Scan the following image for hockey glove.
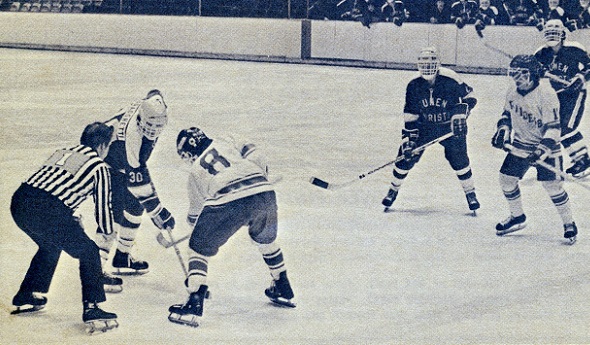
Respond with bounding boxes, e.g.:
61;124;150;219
566;74;585;93
527;138;556;165
451;103;469;137
151;207;175;230
491;117;511;150
401;128;419;162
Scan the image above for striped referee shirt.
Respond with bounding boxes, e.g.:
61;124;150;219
25;145;115;235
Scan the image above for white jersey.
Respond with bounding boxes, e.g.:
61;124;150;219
503;79;561;158
186;136;273;217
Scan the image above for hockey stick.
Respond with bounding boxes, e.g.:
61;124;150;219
505;144;590;191
157;232;190;248
163;229;189;278
477;34;571;87
310;131;454;191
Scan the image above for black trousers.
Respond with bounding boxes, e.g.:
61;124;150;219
10;184;106;304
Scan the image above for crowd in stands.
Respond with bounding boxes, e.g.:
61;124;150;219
1;0;589;33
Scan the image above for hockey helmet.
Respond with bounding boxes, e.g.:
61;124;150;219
137;90;168;140
543;19;566;47
417;47;440;81
176;127;212;163
508;55;543;89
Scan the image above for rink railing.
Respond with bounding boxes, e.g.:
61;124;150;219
1;13;589;75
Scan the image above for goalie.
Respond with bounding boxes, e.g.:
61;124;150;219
382;46;480;214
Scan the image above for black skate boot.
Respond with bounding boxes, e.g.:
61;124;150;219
101;272;123;293
168;285;208;328
566;155;590;178
465;191;480;214
496;214;527;236
265;271;296;308
382;187;398;211
564;222;578;244
83;301;118;334
11;292;47;315
112;249;149;275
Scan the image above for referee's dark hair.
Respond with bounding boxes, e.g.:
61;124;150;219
80;122;114;150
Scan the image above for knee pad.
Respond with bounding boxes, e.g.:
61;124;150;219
499;173;519;192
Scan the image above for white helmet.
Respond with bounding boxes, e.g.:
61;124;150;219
543;19;566;47
137;90;168;140
417;47;440;81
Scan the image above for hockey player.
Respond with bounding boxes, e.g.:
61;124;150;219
95;89;176;275
10;122;119;332
534;19;590;178
168;127;295;328
492;54;578;243
382;46;480;214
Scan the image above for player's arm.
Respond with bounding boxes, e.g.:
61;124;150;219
93;163;115;235
127;166;175;231
527;91;561;164
566;48;590;92
186;176;206;228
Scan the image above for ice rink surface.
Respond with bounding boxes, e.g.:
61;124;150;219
0;48;589;344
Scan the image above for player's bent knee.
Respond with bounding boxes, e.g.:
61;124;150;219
499;173;519;191
541;179;564;195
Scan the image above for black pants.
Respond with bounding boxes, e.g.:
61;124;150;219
10;184;106;304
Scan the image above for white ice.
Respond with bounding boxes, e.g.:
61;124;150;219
0;48;589;344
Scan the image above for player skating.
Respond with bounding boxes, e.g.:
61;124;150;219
95;89;176;276
492;54;578;244
534;19;590;178
10;123;119;333
382;46;480;214
168;127;295;328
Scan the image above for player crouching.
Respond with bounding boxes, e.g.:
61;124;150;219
168;127;295;328
492;55;578;244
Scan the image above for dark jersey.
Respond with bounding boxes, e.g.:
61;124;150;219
404;67;473;135
534;42;590;93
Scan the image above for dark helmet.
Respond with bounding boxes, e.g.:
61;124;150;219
508;55;543;88
176;127;212;163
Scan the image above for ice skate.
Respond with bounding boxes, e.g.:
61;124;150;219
382;188;398;212
101;272;123;293
112;249;149;275
83;302;118;335
11;292;47;315
496;214;527;236
265;271;296;308
168;285;208;328
566;155;590;178
465;191;480;215
564;222;578;245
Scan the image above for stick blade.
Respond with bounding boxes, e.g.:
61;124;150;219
309;177;330;189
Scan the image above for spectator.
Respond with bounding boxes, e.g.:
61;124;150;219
503;0;543;25
430;0;453;23
492;0;513;24
567;0;590;29
450;0;479;28
405;0;430;22
543;0;568;23
475;0;499;33
381;0;407;25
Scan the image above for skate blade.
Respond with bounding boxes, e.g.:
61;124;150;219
112;268;149;276
10;305;45;315
564;235;577;245
496;223;527;236
168;313;201;328
104;285;123;293
85;319;119;335
572;170;590;179
268;297;296;308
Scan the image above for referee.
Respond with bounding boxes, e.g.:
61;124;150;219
10;122;118;326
